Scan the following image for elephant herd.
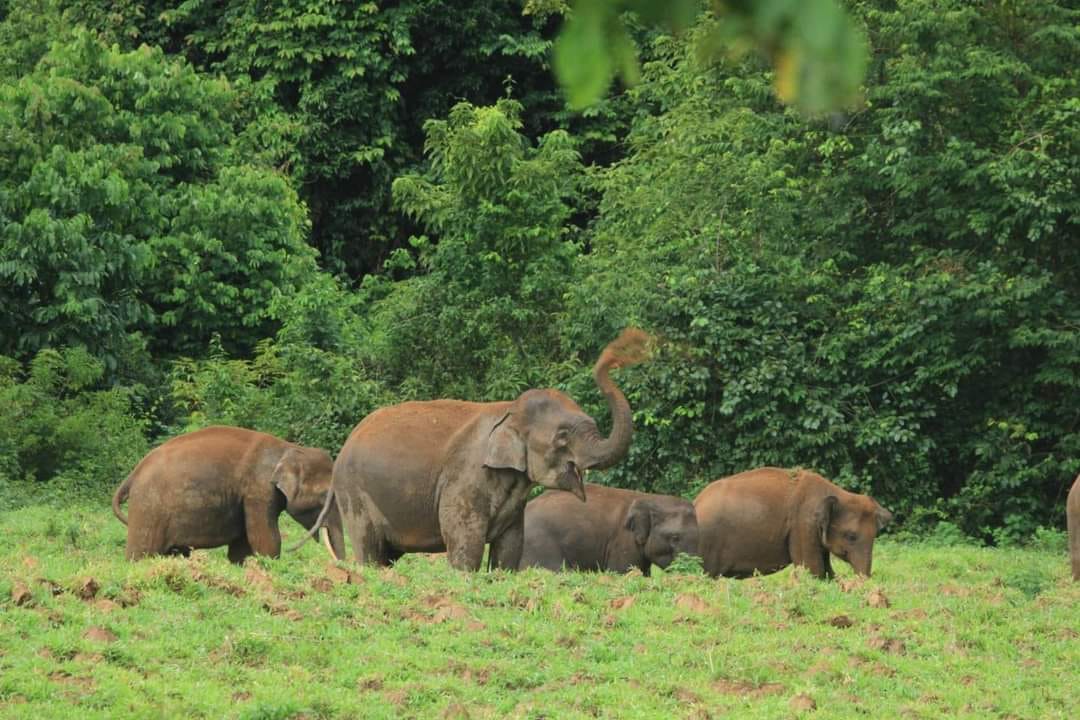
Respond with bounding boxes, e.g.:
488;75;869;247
112;329;1080;583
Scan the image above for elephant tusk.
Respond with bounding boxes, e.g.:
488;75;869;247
320;526;339;562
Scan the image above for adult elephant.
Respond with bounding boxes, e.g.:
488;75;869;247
1068;474;1079;581
520;484;699;575
112;426;345;563
694;467;892;579
327;329;650;571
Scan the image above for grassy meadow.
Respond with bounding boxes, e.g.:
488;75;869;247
0;501;1077;719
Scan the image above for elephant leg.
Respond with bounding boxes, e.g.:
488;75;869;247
488;520;524;571
125;519;167;561
228;536;253;565
341;499;390;567
243;499;282;558
442;514;488;571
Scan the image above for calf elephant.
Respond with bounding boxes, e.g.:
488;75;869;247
327;329;651;571
694;467;892;579
520;483;699;575
1069;474;1079;581
112;426;345;563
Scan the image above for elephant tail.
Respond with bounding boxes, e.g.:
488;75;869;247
285;486;338;556
111;474;134;525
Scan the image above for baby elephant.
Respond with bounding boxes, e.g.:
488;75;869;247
1069;474;1079;581
520;484;699;575
695;467;892;579
112;426;345;563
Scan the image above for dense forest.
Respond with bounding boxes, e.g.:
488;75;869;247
1;0;1077;545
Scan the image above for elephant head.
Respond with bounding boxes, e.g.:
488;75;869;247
626;496;700;570
272;447;346;558
815;492;893;576
483;329;651;500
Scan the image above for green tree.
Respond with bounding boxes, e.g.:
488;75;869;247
0;31;315;367
374;99;585;399
564;3;1080;539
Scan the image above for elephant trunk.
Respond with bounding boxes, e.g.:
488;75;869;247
578;328;651;471
849;545;873;577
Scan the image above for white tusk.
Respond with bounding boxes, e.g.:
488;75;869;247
320;526;339;562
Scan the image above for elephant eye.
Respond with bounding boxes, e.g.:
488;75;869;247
844;531;858;542
553;429;570;446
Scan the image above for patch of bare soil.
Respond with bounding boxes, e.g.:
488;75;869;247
790;693;817;712
712;679;785;698
609;595;635;611
74;577;100;600
442;702;470;719
48;670;95;693
866;589;890;608
828;614;855;628
672;687;703;704
675;593;709;613
326;564;364;585
11;582;32;607
83;626;117;643
867;634;907;655
93;598;121;613
261;601;303;622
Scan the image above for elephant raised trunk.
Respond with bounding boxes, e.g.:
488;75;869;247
578;328;651;470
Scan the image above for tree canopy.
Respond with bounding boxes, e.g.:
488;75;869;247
1;0;1077;542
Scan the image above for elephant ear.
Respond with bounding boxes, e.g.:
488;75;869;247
874;504;894;533
272;450;302;506
814;494;839;546
482;413;527;473
625;499;653;547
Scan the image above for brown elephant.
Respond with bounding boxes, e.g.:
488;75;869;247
1069;474;1079;581
112;426;345;563
519;483;699;575
325;329;651;571
694;467;892;579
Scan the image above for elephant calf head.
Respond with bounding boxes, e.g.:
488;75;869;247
626;496;700;570
272;447;335;530
816;493;893;576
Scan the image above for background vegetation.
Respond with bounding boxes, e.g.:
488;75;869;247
1;0;1078;544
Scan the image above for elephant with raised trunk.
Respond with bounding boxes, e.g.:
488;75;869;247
694;467;892;579
326;329;651;571
520;483;699;575
112;426;345;563
1069;474;1079;581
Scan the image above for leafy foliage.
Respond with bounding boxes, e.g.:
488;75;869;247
0;1;1076;542
0;348;147;495
378;99;585;399
553;0;867;114
0;31;314;368
563;2;1080;538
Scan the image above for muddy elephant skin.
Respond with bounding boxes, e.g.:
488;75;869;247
520;483;699;575
695;467;892;579
1068;474;1079;581
112;426;345;563
329;329;651;571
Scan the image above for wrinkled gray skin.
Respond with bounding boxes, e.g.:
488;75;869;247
695;467;893;579
520;483;700;575
1069;474;1079;581
112;426;345;563
328;331;648;571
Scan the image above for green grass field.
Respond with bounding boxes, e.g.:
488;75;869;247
0;502;1076;719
